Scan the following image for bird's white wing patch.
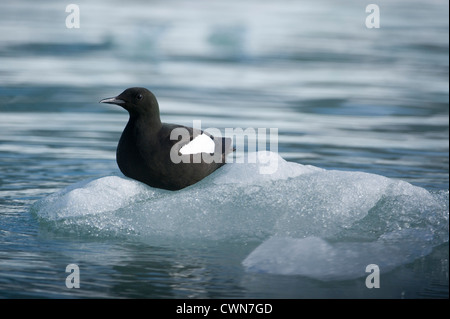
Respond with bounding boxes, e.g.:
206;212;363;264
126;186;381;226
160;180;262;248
179;134;215;155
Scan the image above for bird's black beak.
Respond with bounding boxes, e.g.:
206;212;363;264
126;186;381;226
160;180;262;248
99;96;125;105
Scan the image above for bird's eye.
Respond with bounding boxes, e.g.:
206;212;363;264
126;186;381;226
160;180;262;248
136;94;143;100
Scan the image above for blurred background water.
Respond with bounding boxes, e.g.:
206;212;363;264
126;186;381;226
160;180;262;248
0;0;448;298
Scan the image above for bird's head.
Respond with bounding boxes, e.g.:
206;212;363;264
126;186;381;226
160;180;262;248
100;87;160;120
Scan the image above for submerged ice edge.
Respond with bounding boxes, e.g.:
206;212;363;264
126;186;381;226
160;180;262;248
31;152;449;279
242;227;443;281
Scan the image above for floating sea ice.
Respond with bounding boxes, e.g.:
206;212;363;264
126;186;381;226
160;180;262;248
32;175;161;220
31;151;449;279
217;150;323;184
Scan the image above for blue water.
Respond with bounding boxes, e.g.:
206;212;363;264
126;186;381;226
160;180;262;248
0;0;448;298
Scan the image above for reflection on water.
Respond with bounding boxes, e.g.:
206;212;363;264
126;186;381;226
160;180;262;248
0;0;448;298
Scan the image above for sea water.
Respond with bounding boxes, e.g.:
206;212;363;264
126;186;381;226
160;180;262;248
0;0;448;298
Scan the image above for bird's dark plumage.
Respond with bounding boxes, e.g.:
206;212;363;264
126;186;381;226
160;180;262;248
100;87;234;190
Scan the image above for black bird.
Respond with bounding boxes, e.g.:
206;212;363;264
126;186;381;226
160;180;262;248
100;87;234;190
